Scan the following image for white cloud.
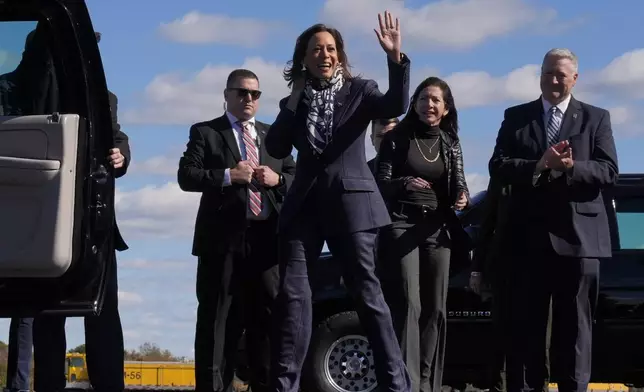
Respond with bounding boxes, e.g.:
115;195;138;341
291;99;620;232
128;153;180;176
609;106;633;126
118;290;143;305
321;0;562;50
158;11;280;47
0;49;20;74
122;57;290;125
608;105;644;137
363;46;644;110
115;182;200;239
595;48;644;98
445;64;541;108
120;258;186;269
465;173;489;195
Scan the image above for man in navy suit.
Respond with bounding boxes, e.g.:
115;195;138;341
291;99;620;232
265;12;412;392
489;48;618;392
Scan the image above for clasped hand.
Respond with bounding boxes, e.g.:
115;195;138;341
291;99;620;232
537;140;574;173
230;160;279;187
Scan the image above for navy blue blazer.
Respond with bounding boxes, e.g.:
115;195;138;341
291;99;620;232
489;96;619;258
265;55;411;234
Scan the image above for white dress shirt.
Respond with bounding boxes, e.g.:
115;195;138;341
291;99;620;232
541;93;571;146
222;111;269;219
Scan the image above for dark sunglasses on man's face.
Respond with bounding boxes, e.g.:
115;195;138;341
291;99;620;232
228;88;262;100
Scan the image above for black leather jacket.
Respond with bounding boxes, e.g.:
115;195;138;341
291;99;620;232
375;127;470;208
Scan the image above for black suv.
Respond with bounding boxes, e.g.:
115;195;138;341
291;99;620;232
300;174;644;392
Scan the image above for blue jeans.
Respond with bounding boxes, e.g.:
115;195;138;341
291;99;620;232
6;317;34;392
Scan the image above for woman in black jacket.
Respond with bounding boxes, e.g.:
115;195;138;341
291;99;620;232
376;76;470;392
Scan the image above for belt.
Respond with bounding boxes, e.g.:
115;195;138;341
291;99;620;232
397;202;437;219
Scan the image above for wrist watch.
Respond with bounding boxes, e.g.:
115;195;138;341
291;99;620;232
278;174;285;186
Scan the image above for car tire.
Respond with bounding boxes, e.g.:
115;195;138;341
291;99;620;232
303;311;378;392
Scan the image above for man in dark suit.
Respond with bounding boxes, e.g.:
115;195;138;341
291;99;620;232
470;178;552;392
469;177;511;392
32;31;130;392
489;48;618;392
32;88;130;392
367;117;398;174
178;68;295;392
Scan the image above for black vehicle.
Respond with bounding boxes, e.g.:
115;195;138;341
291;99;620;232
0;0;116;317
301;173;644;392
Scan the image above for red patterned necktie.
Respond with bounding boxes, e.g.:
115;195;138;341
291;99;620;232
239;121;262;216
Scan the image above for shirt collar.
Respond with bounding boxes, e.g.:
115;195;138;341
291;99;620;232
225;111;255;128
541;94;572;115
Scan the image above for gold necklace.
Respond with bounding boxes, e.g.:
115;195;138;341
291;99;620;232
415;137;440;163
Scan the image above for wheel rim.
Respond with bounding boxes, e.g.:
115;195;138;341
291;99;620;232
323;334;378;392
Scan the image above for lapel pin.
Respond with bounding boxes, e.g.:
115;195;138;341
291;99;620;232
573;113;578;119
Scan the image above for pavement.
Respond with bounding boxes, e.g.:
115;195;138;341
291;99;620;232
64;380;632;392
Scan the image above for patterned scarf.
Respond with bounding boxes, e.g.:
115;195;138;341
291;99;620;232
303;66;345;154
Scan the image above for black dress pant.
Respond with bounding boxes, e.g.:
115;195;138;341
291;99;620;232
379;220;451;392
33;252;124;392
194;218;280;392
488;266;551;392
507;244;598;392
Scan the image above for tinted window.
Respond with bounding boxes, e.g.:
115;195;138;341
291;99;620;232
0;19;58;116
70;357;85;368
615;197;644;250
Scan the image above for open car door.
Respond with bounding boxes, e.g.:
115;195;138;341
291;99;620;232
0;0;115;316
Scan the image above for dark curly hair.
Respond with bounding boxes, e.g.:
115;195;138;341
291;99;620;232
283;23;352;87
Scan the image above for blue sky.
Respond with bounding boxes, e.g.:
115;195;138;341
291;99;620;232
1;0;643;358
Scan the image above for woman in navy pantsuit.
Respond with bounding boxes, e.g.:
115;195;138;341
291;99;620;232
265;11;412;392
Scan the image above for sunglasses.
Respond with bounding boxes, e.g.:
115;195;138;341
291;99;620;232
228;88;262;100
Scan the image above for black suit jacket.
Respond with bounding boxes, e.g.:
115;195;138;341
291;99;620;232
265;54;410;235
367;158;377;176
489;96;618;258
471;176;511;277
109;90;130;252
178;114;296;256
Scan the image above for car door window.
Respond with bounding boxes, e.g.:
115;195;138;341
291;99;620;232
615;197;644;251
0;1;115;316
0;19;79;280
600;192;644;292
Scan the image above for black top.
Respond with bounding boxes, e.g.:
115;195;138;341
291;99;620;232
399;124;447;210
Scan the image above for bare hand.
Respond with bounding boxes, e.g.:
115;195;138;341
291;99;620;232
469;273;482;295
539;141;573;173
254;165;280;187
560;147;574;172
108;148;124;169
405;177;431;191
230;160;254;184
454;191;468;210
374;11;401;62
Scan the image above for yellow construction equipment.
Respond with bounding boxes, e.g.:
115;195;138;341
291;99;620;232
66;352;196;390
